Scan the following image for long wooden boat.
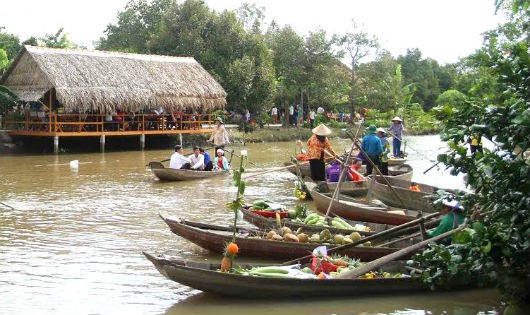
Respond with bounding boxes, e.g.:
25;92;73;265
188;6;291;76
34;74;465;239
326;164;414;197
308;183;421;226
367;176;447;212
144;253;475;298
148;161;228;181
240;207;375;236
161;215;406;261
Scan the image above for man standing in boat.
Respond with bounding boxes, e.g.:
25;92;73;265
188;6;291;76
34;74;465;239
360;125;383;176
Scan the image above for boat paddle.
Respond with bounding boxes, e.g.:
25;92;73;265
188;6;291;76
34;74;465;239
281;211;440;265
335;224;466;279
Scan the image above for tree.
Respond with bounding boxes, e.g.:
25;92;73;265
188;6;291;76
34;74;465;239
397;49;442;111
98;0;173;53
414;0;530;310
40;28;76;48
0;85;18;113
337;20;379;119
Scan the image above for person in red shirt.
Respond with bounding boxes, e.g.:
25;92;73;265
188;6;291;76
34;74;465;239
348;158;365;182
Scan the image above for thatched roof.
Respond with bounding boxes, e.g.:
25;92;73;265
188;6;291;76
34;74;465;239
0;45;227;113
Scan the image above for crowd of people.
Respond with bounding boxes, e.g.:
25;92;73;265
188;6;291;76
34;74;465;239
305;116;406;184
168;116;232;171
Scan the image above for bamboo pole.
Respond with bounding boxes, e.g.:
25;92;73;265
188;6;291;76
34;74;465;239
335;224;466;279
281;211;440;265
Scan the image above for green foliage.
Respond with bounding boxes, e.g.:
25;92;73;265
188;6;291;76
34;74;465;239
226;151;248;241
40;28;77;48
0;85;18;112
414;0;530;305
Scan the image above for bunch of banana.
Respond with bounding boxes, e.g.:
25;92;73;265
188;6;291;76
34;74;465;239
293;182;307;200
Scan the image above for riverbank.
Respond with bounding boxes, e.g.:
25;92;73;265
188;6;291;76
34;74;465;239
189;123;438;145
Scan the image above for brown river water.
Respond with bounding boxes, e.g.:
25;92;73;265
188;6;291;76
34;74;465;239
0;135;500;315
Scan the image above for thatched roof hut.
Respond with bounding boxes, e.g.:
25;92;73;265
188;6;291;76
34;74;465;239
0;45;227;113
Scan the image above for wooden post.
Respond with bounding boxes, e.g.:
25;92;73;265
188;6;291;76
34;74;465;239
53;136;59;154
179;133;183;146
100;134;105;152
140;134;145;150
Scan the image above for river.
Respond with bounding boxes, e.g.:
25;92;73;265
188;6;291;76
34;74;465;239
0;135;499;315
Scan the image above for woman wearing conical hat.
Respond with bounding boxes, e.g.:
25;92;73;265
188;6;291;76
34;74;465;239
388;116;405;158
306;124;338;181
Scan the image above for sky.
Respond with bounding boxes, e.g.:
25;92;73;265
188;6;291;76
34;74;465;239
0;0;506;65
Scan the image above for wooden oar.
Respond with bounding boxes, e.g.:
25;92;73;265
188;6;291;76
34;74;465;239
243;161;310;179
335;224;466;279
0;201;15;210
221;148;259;167
322;122;365;218
281;211;440;265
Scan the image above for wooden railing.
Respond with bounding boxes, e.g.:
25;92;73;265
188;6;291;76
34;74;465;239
2;113;215;134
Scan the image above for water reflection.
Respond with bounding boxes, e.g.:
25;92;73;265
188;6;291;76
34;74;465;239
0;137;491;315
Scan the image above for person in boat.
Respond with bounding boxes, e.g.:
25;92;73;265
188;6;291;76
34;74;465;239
426;199;465;242
377;127;391;175
409;182;421;191
360;125;383;176
307;124;338;182
208;117;230;154
326;160;342;182
347;158;365;182
169;145;191;169
213;149;230;170
188;146;205;170
388;116;405;158
199;147;213;171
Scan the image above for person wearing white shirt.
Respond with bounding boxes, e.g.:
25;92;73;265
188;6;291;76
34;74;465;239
169;145;191;169
188;146;205;170
271;106;278;123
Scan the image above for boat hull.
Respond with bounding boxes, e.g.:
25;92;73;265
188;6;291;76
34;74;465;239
143;253;475;298
161;215;403;261
149;161;228;181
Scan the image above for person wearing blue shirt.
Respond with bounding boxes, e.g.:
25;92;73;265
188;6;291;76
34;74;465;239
360;125;383;175
388;116;405;157
199;147;213;171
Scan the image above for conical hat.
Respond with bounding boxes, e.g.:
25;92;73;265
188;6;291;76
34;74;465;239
391;116;402;122
312;124;332;136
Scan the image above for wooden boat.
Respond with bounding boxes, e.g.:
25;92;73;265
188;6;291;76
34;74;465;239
240;207;375;236
367;177;446;212
326;164;414;197
387;157;407;166
308;183;421;226
144;254;474;298
284;160;311;177
148;161;228;181
160;215;406;261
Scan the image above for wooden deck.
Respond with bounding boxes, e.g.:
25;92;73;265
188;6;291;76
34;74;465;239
3;113;215;137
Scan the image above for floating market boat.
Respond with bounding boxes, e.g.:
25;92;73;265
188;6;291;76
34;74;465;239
160;215;407;261
148;161;228;181
143;253;473;298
